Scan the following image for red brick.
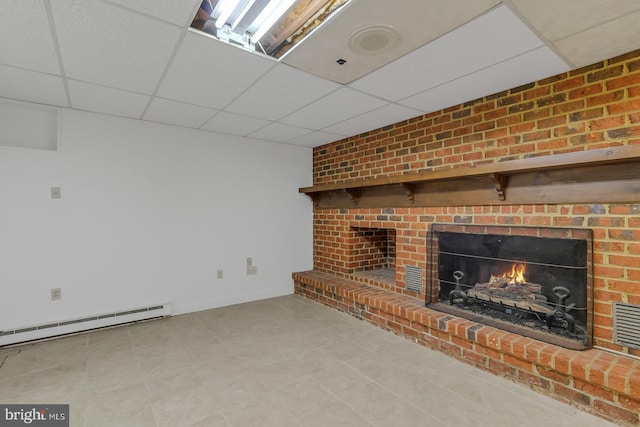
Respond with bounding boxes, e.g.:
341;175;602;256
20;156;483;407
474;344;503;361
462;349;488;366
607;73;640;91
553;383;592;407
554;75;585;92
440;341;462;357
570;83;605;100
594;400;640;425
552;350;573;373
504;354;534;373
608;254;640;267
537;366;570;385
487;358;516;376
608;99;640;114
618;395;640;413
606;360;635;393
608;279;640;293
518;370;551;390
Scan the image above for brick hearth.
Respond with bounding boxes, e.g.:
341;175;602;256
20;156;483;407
296;50;640;426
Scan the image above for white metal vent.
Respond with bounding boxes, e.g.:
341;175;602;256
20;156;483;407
0;304;170;346
614;302;640;349
405;265;422;293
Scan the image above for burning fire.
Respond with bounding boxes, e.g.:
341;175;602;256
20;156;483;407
489;263;527;285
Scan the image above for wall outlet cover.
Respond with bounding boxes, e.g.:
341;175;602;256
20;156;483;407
50;187;61;199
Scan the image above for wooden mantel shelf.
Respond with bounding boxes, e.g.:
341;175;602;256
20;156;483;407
300;145;640;208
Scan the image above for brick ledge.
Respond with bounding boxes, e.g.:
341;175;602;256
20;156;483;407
293;270;640;426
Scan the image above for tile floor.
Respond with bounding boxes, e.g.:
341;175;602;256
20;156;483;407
0;295;615;427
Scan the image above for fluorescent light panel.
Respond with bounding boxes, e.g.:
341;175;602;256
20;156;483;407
231;0;258;29
215;0;242;28
250;0;297;43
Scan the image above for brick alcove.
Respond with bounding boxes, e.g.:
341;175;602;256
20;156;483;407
295;50;640;426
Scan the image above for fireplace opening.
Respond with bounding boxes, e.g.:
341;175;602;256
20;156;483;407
350;226;396;286
427;224;593;350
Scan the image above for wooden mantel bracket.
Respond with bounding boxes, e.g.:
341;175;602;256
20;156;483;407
490;173;507;201
344;188;361;205
402;183;416;204
309;193;320;207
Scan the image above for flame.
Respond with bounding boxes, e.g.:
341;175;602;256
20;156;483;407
503;263;526;284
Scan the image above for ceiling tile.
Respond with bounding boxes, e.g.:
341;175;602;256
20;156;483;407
279;87;388;130
68;80;150;119
553;11;640;67
400;46;569;113
51;0;182;94
143;97;217;129
323;104;423;136
107;0;201;26
0;0;60;74
225;63;341;121
157;31;276;110
248;122;313;143
282;0;500;84
511;0;640;41
0;65;67;106
200;111;270;136
349;5;544;102
287;131;346;148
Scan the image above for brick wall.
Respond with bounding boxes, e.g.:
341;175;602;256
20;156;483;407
310;50;640;356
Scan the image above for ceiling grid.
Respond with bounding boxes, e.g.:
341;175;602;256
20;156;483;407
0;0;638;147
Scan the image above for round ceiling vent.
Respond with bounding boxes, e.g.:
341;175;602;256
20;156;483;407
348;25;401;56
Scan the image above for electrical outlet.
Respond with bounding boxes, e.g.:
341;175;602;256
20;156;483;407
246;257;257;275
51;288;62;301
50;187;61;199
217;270;224;279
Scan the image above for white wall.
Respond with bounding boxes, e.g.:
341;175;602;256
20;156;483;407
0;108;313;331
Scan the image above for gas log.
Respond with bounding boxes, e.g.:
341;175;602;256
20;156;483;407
468;273;551;314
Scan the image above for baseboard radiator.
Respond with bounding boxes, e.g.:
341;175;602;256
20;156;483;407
0;304;171;346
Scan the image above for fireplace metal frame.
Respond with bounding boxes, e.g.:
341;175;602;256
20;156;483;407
426;223;594;350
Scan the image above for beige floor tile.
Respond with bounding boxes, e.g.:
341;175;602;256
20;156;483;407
84;382;153;426
315;339;370;362
295;400;374;427
151;388;225;427
338;381;445;426
344;351;397;381
221;396;299;427
0;295;616;427
313;363;374;398
185;413;230;427
268;377;337;418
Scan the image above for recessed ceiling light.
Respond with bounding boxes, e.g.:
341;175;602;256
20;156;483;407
348;25;401;56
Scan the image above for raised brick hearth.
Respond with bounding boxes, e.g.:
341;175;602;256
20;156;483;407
296;50;640;426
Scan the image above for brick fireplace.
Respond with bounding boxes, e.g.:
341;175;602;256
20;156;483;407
294;50;640;425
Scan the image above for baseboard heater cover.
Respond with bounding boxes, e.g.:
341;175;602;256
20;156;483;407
0;304;171;346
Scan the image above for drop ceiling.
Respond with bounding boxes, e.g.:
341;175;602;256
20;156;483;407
1;0;639;148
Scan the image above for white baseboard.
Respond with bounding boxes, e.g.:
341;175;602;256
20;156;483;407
0;304;170;346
